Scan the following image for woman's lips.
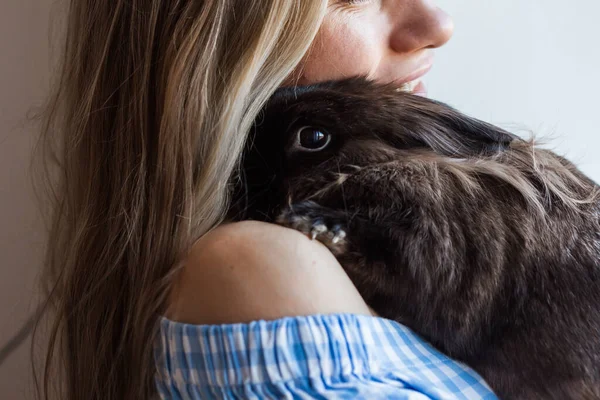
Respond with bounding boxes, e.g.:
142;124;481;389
393;64;432;97
394;64;433;87
413;80;427;97
396;79;428;97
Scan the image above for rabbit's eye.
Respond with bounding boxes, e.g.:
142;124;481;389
297;127;331;151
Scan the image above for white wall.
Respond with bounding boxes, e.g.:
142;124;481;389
0;1;52;398
428;0;600;182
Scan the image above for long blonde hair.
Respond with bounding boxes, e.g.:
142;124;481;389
34;1;327;398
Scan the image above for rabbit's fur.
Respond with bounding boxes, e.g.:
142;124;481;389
230;77;600;399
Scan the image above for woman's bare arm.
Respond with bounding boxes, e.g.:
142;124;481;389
167;220;373;325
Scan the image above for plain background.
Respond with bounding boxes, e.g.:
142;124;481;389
429;0;600;180
1;1;599;398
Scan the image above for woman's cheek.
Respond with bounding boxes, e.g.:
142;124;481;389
297;15;384;83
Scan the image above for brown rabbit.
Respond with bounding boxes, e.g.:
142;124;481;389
230;77;600;400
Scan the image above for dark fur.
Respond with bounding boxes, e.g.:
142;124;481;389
229;77;600;399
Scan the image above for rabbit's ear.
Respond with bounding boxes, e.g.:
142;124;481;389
406;101;518;158
445;114;517;156
392;95;519;158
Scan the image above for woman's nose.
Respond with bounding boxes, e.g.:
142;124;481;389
388;1;454;54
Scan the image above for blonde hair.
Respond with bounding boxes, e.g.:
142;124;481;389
33;1;327;398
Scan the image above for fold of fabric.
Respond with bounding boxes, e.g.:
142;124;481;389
155;313;497;399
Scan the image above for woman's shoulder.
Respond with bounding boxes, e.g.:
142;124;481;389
165;221;373;325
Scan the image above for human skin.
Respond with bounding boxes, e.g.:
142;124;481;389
168;0;453;325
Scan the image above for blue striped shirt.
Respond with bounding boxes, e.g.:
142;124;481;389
154;313;497;399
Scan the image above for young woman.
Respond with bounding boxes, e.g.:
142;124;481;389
37;0;496;398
